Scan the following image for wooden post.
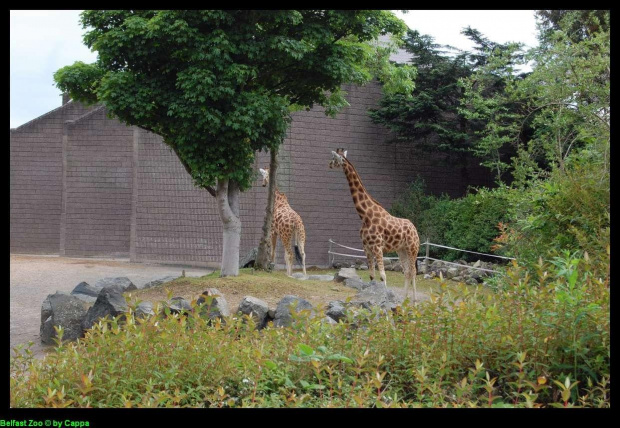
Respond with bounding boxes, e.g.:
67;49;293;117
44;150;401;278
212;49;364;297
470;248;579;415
424;238;430;273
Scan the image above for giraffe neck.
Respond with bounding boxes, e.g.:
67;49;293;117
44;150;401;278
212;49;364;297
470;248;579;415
274;187;289;208
342;161;384;221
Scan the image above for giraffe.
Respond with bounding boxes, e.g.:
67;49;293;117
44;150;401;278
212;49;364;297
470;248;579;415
259;168;307;277
329;148;421;303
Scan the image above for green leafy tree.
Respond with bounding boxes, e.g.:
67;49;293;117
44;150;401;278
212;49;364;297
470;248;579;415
458;12;609;185
369;30;473;159
54;10;415;276
370;28;527;177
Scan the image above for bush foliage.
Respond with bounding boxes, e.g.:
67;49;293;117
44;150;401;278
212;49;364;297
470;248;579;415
11;255;609;408
390;177;510;262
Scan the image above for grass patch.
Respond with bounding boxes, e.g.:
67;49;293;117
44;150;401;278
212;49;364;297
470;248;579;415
128;268;452;314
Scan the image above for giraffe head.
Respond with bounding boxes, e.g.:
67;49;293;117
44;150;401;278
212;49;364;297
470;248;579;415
259;168;270;187
329;148;347;169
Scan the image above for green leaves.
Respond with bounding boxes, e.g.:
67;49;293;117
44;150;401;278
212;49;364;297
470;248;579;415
55;10;413;192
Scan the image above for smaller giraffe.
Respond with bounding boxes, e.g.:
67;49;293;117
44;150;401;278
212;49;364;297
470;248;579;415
329;149;421;303
259;168;307;276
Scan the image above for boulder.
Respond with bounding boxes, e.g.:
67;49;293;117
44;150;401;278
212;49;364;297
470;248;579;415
465;278;478;286
321;316;337;325
344;277;369;291
135;301;155;318
40;292;92;345
325;300;346;322
81;285;129;331
197;288;230;321
273;295;314;328
70;281;101;302
94;277;137;293
334;267;361;283
350;281;400;312
168;297;193;315
237;296;270;329
141;276;177;290
446;267;459;279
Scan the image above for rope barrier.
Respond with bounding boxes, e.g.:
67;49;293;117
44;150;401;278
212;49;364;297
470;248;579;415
328;238;509;274
425;242;516;260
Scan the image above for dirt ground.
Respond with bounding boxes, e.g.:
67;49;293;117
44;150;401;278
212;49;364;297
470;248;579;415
9;254;213;359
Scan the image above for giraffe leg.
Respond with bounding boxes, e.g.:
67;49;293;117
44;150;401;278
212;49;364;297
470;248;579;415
270;232;277;265
298;238;307;276
372;247;387;290
282;236;293;276
398;249;410;302
410;250;418;306
296;225;307;276
364;246;376;281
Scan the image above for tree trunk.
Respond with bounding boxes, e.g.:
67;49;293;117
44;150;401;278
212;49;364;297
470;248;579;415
216;178;241;277
255;148;279;270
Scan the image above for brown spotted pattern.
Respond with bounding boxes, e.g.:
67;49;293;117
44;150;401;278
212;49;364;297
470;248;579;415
261;168;307;276
330;149;421;302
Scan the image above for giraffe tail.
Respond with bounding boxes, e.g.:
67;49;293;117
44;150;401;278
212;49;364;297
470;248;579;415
294;245;303;265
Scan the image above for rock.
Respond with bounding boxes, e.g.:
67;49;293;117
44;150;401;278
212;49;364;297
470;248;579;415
291;273;307;279
393;263;403;273
332;262;344;269
141;276;177;289
423;274;432;280
40;292;92;344
446;267;459;279
70;281;102;302
239;247;258;268
334;267;361;283
465;278;478;286
322;316;337;325
168;297;192;314
452;276;463;282
135;301;155;318
237;296;270;329
197;288;230;321
359;264;368;270
350;281;400;312
81;285;129;331
344;277;368;290
325;300;346;322
94;277;137;293
473;260;482;269
273;295;314;328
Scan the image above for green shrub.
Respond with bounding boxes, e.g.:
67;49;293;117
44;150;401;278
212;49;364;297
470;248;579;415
11;257;609;408
391;178;510;262
493;157;609;279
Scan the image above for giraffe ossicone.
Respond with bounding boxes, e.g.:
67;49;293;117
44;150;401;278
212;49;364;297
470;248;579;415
260;167;307;277
329;149;421;304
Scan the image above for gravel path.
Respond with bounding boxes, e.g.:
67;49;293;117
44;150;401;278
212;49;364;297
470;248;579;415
9;254;213;359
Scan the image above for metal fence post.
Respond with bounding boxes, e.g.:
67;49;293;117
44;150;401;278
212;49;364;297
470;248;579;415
424;238;430;273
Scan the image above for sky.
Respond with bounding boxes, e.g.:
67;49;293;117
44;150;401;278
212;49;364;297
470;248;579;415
10;10;539;129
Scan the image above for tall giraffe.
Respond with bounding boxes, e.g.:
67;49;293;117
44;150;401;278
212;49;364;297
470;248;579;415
259;168;307;276
329;149;421;303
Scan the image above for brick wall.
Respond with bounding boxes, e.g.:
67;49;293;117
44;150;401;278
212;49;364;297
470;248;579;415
10;101;94;254
62;107;134;257
133;129;268;266
10;82;494;266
